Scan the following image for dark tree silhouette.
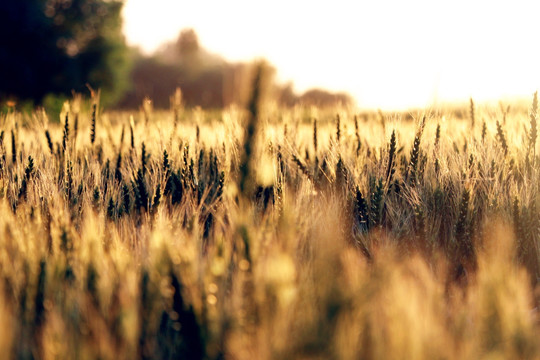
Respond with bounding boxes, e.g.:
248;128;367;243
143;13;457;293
0;0;130;105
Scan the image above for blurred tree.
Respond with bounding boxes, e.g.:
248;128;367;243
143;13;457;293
176;28;200;57
0;0;130;105
176;28;201;77
276;82;297;107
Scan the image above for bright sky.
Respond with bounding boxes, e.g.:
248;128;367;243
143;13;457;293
123;0;540;110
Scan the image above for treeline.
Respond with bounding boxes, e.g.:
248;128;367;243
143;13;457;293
116;29;354;109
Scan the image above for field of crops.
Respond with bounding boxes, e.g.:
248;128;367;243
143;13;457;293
0;71;539;359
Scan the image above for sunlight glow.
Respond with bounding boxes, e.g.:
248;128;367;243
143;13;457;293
123;0;540;110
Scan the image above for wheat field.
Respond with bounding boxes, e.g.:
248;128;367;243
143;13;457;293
0;71;539;359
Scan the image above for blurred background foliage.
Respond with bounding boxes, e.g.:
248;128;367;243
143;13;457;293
0;1;352;111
